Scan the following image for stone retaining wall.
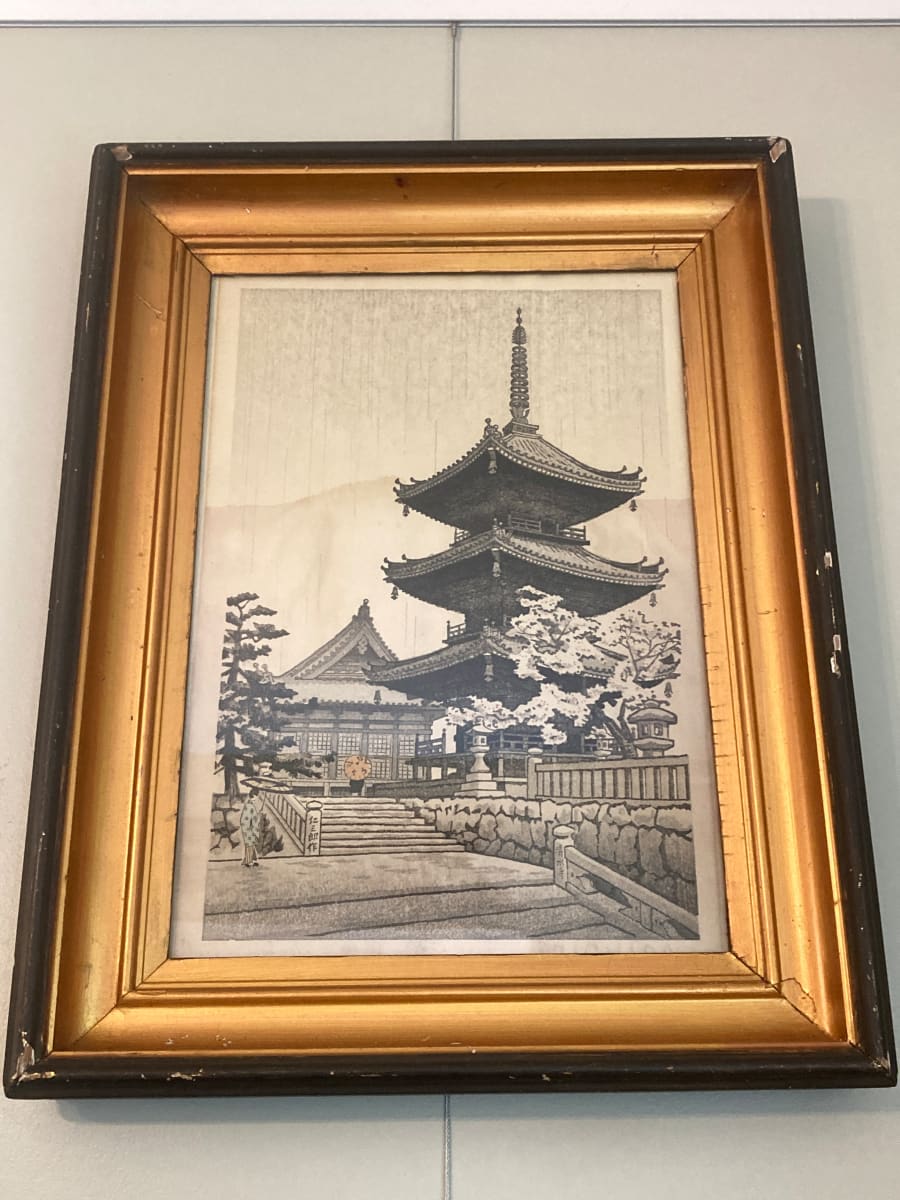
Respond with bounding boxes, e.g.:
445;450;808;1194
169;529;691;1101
400;794;697;913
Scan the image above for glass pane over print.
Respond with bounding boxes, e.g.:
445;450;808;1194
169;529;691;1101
170;274;728;957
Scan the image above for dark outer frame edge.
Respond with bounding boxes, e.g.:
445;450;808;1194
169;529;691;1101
101;136;782;168
3;146;126;1094
5;138;894;1096
8;1045;893;1099
762;141;896;1079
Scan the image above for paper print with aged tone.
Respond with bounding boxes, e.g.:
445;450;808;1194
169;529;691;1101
170;274;728;957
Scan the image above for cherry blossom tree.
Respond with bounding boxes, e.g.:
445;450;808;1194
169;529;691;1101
445;587;681;754
591;608;682;755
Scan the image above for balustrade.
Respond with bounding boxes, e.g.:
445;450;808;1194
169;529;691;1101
261;789;322;856
552;825;698;938
529;755;689;803
505;513;587;543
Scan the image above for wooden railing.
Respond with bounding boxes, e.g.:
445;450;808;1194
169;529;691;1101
369;776;466;800
528;754;689;803
260;789;322;856
556;525;587;542
552;825;699;939
408;749;534;777
452;517;587;545
415;733;446;756
506;514;587;543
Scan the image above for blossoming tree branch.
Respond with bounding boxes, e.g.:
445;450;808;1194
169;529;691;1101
445;587;682;755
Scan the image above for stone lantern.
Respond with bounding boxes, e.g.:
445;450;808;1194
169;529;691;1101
626;701;677;758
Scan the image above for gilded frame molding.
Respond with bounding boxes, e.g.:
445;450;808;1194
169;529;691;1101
4;139;894;1096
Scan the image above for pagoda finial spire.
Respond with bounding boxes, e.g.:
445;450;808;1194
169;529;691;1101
509;307;530;422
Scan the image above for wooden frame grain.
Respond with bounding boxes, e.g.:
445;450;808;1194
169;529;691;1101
4;140;894;1097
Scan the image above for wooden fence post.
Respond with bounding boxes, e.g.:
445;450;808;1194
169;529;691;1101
526;747;543;800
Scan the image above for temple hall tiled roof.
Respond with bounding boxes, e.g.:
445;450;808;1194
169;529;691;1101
279;598;396;682
278;677;424;707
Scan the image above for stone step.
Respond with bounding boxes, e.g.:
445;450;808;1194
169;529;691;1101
321;830;437;839
320;809;427;819
321;817;433;827
319;835;458;844
318;800;416;808
321;828;437;837
322;843;465;856
270;795;459;855
320;820;441;830
320;827;451;837
321;812;428;822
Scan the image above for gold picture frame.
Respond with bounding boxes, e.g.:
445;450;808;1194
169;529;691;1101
4;139;894;1096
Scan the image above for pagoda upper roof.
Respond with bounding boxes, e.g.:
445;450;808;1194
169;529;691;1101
394;420;643;530
385;527;665;589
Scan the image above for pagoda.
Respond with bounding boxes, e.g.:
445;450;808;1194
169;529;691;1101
369;310;666;706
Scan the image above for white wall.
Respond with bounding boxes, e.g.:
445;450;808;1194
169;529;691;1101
1;24;897;1200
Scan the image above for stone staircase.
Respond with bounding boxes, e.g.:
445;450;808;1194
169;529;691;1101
315;796;463;856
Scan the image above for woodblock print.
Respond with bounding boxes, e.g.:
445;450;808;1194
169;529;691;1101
169;273;729;957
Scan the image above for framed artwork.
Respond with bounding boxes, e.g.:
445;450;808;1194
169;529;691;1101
5;139;894;1096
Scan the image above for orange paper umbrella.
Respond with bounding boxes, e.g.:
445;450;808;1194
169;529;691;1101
342;754;372;781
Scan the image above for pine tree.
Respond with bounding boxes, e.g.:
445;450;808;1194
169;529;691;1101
212;593;332;854
216;592;300;802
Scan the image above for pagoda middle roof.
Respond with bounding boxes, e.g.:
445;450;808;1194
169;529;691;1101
384;527;665;588
394;421;643;516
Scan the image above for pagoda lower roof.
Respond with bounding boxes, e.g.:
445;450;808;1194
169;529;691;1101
367;631;534;704
370;629;512;684
394;422;643;530
367;629;621;703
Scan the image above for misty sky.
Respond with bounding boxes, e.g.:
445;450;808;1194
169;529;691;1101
198;274;692;673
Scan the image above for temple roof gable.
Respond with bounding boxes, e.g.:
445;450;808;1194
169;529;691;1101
279;599;397;683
